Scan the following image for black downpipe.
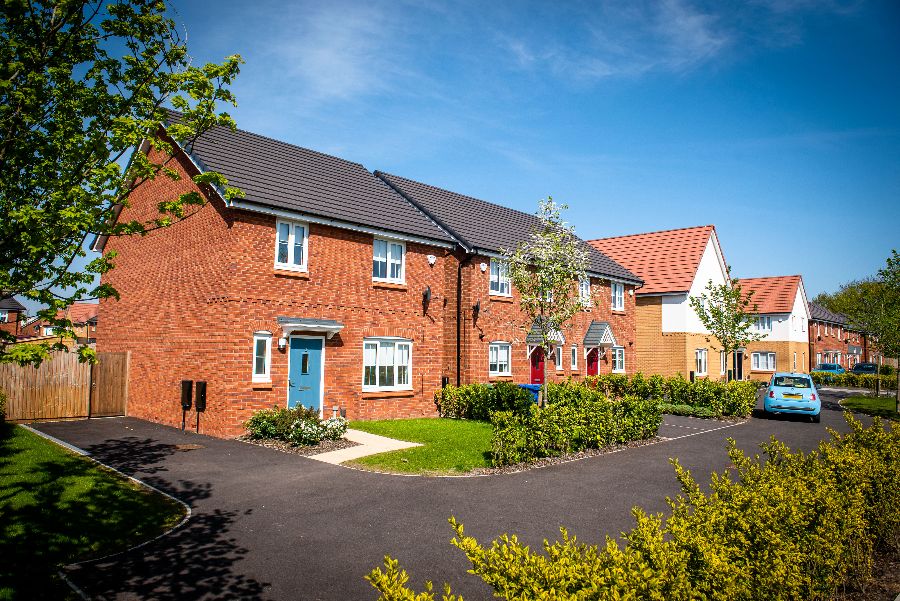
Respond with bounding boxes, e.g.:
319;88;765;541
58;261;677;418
457;250;473;386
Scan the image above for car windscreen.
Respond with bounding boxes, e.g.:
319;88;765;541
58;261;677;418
774;376;812;388
816;364;837;370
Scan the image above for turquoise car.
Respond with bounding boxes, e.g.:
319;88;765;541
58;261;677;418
812;363;845;375
764;373;821;423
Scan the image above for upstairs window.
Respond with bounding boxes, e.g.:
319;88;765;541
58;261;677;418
275;219;308;271
611;282;625;311
489;259;511;296
579;279;592;308
373;239;405;283
0;310;7;323
363;338;412;390
755;316;772;332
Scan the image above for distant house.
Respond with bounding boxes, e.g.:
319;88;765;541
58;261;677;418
588;226;730;379
736;276;811;379
378;173;642;385
0;295;26;338
26;302;99;344
808;301;867;368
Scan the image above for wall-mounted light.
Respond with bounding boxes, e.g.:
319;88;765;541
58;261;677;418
629;289;634;296
479;262;488;273
423;286;432;304
278;337;287;350
427;254;437;266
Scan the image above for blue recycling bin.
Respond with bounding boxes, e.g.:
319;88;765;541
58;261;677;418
518;384;542;404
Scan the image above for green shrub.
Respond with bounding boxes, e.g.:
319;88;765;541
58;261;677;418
244;405;327;445
434;383;532;421
665;374;691;406
879;364;895;376
368;415;900;600
811;372;897;390
660;403;716;418
490;393;662;466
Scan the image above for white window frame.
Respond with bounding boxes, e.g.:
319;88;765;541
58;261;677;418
274;218;309;272
793;352;797;371
0;310;7;323
42;326;55;336
571;345;578;370
579;279;592;309
488;342;512;376
720;351;727;375
252;331;273;382
554;346;563;371
612;346;625;373
755;316;772;332
363;337;413;391
752;351;776;372
611;282;625;311
816;352;822;365
695;349;708;376
489;259;511;297
372;238;406;284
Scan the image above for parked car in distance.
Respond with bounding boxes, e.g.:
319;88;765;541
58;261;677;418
764;373;821;423
812;363;845;375
851;362;878;375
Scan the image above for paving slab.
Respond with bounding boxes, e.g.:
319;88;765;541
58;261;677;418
309;428;422;464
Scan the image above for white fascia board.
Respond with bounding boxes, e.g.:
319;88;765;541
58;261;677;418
228;200;454;250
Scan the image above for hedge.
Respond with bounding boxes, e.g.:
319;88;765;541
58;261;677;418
434;382;533;421
368;415;900;600
490;387;662;466
244;406;348;446
583;373;759;418
811;371;898;391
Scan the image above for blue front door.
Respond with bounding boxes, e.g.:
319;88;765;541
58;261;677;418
288;337;324;412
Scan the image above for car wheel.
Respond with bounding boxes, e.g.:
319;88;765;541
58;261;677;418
812;413;820;424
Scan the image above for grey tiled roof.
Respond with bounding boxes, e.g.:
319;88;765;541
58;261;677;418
0;296;25;311
376;172;642;284
808;301;848;325
170;118;453;244
583;321;616;347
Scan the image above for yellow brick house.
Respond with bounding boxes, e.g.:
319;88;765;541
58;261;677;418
589;226;731;379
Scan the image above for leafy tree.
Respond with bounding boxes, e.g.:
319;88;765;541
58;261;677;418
689;269;764;381
503;198;588;402
0;0;243;365
817;250;900;409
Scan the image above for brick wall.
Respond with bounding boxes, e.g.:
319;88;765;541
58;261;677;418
0;311;21;337
743;341;809;380
98;145;452;437
808;320;865;367
458;255;637;384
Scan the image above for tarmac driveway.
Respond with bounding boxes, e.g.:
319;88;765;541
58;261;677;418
34;390;859;600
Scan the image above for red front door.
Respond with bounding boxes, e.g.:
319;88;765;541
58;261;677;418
586;348;599;376
530;347;545;384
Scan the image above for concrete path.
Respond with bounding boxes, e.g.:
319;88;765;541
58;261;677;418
309;428;421;464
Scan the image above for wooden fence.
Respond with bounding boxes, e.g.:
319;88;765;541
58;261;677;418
0;351;129;422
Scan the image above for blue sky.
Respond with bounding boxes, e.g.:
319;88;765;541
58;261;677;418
56;0;899;314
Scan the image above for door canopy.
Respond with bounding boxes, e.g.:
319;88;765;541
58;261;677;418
583;321;616;348
277;317;344;339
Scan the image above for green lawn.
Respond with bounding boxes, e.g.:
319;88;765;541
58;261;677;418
842;396;900;421
0;423;185;600
348;418;493;475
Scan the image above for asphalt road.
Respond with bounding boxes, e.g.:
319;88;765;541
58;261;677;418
33;390;860;600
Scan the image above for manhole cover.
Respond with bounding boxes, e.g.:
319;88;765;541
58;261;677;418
175;444;204;451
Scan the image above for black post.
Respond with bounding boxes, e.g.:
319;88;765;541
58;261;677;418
180;380;193;432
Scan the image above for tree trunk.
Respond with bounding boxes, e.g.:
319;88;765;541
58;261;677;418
895;356;899;415
542;345;549;407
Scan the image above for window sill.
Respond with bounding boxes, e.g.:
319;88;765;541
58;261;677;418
488;375;513;382
251;381;273;390
273;268;309;279
611;309;626;315
612;370;626;374
373;281;407;291
362;389;414;399
489;295;514;303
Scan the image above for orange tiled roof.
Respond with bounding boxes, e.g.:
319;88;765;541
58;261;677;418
55;302;99;324
737;275;802;314
588;225;716;295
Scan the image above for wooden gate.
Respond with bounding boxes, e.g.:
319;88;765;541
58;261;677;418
90;351;129;417
0;351;128;421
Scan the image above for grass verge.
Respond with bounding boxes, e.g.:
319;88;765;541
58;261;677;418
842;395;900;421
0;423;186;600
347;418;492;475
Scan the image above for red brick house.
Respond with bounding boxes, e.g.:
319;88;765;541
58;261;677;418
95;120;641;437
808;301;867;368
95;124;457;437
26;302;99;344
0;295;26;338
376;173;642;386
